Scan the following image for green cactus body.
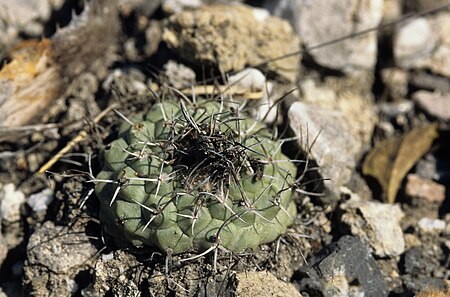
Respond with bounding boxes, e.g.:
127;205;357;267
96;100;297;254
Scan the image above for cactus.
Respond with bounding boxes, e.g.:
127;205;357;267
95;99;297;254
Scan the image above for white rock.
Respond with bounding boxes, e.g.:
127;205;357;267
394;18;436;68
340;193;405;257
0;183;25;222
27;188;54;212
418;218;446;233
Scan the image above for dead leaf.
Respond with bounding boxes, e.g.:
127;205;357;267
363;124;439;203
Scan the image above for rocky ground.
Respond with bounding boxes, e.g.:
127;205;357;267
0;0;449;296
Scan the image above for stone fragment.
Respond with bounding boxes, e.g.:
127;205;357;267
409;72;450;93
0;0;51;36
340;194;405;257
162;4;300;82
119;0;162;16
288;102;360;200
405;174;446;203
0;183;25;222
394;18;435;68
401;247;438;276
229;68;278;123
405;0;450;12
380;68;408;99
236;271;302;297
23;221;97;296
382;0;403;22
267;0;383;72
27;188;54;212
81;251;142;297
412;91;450;122
418;218;446;233
162;60;196;89
394;13;450;77
296;236;388;297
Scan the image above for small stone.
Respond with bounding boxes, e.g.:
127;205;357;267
0;183;26;222
380;68;408;99
228;68;266;92
394;12;450;77
340;195;405;257
412;91;450;122
394;18;436;68
382;0;403;22
296;236;388;297
162;4;300;82
405;174;446;203
162;60;196;89
401;247;437;276
27;188;54;212
236;271;302;297
409;71;450;93
0;0;51;36
418;218;446;233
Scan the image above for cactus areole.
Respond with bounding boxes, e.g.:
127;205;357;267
95;100;297;254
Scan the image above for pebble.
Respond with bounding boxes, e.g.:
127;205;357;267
412;91;450;122
418;218;446;233
404;174;446;204
162;60;196;89
380;68;408;100
162;3;300;82
27;188;54;212
409;71;450;93
268;0;383;72
394;13;450;77
0;183;26;222
228;68;266;91
296;236;388;297
229;68;278;123
0;0;51;36
394;18;435;68
340;194;405;257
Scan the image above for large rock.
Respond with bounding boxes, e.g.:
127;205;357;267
288;83;376;200
289;102;357;200
162;4;301;82
266;0;383;72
